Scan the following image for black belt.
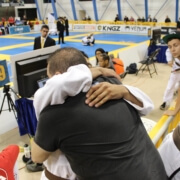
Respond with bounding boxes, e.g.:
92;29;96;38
44;167;69;180
172;68;180;73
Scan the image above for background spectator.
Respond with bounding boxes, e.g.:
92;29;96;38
165;16;171;23
114;14;119;22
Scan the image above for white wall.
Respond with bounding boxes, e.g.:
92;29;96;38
0;89;18;135
32;0;180;22
118;42;148;69
148;0;176;22
13;0;179;22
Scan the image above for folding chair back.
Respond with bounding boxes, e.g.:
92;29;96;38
136;48;160;78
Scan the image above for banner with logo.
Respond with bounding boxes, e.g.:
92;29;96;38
161;27;177;35
96;24;150;34
9;25;31;34
0;60;10;87
73;24;96;31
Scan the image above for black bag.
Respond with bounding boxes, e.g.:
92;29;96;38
126;63;137;74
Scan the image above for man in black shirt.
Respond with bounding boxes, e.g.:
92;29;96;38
57;17;65;44
31;47;167;180
64;16;69;36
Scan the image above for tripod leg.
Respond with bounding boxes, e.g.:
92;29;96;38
6;93;17;119
7;94;12;112
0;94;7;114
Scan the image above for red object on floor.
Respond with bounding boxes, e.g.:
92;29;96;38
0;145;19;180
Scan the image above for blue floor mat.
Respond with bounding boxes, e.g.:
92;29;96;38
0;38;33;46
1;31;149;81
76;33;149;43
15;33;41;37
61;42;127;57
0;46;34;55
20;31;88;38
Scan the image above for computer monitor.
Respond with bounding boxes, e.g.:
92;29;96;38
15;55;49;97
10;45;60;98
152;28;161;44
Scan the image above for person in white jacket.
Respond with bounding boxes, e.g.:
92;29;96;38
82;33;95;46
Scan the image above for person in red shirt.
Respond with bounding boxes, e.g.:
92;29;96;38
0;145;19;180
8;16;15;26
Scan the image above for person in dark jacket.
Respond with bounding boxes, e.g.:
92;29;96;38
33;24;55;50
57;17;65;44
64;16;69;36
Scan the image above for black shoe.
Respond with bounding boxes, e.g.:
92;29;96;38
160;102;166;110
26;162;44;172
26;159;34;165
22;155;31;163
62;42;65;44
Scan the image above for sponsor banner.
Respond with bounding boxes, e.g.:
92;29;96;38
9;25;30;34
0;3;9;7
161;27;177;34
69;24;73;31
96;24;150;34
73;24;96;31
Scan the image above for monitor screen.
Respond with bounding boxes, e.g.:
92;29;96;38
10;45;60;97
18;68;47;97
152;28;161;44
16;55;49;97
37;77;49;88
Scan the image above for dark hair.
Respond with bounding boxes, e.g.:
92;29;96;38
47;47;88;75
41;24;49;30
95;48;108;65
95;48;107;55
100;53;110;62
81;51;89;59
167;37;180;43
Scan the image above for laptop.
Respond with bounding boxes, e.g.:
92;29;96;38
37;77;49;88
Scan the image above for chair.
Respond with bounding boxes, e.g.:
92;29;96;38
136;48;161;78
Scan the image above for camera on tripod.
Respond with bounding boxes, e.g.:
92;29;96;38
0;84;20;117
3;84;10;93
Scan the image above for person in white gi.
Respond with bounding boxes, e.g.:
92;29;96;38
82;33;95;46
160;48;180;110
158;124;180;180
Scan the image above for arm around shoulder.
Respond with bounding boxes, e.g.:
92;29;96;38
123;85;154;116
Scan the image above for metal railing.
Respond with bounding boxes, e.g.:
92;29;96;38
149;111;180;147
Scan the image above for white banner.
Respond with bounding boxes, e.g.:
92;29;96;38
69;24;73;31
96;24;150;34
73;24;96;31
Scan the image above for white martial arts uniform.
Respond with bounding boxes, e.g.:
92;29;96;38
34;65;154;180
82;35;95;46
162;49;180;105
82;36;90;45
158;131;180;180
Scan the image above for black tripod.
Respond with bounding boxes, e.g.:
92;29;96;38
0;84;32;139
0;85;17;119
